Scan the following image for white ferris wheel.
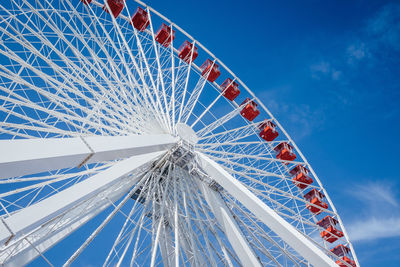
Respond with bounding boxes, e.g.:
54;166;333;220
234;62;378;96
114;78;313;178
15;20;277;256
0;0;359;266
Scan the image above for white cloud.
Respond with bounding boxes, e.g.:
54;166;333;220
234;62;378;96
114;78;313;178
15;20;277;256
310;61;342;81
366;3;400;51
351;182;398;208
262;96;326;141
345;3;400;65
346;42;369;64
345;181;400;242
347;217;400;242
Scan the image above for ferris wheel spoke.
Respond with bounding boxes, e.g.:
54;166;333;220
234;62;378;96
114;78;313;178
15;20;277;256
0;58;126;136
57;2;155;123
176;43;196;125
64;174;149;266
178;179;207;266
185;179;247;266
202;158;334;219
78;3;169;131
179;76;209;125
182;173;246;266
179;175;219;266
0;0;358;265
198;121;262;145
222;193;302;266
149;166;174;267
111;161;170;267
0;11;132;132
0;165;110;214
17;0;134;116
99;3;171;131
0;151;164;260
168;33;178;129
196;106;242;138
194;179;259;266
0;166;142;266
145;10;173;131
191;79;240;129
124;6;173;131
103;182;151;266
196;152;336;266
201;147;305;168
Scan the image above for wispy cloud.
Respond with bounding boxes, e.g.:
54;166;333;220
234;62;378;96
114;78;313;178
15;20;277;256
259;88;326;141
347;217;400;241
345;180;400;242
351;181;398;208
310;61;342;81
346;42;369;64
366;3;400;52
346;3;400;65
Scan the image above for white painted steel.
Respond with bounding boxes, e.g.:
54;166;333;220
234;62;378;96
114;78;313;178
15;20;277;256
0;151;165;246
196;152;336;267
3;200;107;267
0;0;358;265
0;135;176;178
197;180;261;267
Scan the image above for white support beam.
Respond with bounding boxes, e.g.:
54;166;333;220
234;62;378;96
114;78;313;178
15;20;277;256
197;180;261;267
2;198;108;266
0;134;177;178
0;150;166;246
196;152;336;267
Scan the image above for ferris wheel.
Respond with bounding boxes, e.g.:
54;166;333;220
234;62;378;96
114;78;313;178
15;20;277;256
0;0;359;266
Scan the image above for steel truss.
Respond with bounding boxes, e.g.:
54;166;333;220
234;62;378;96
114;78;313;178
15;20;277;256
0;0;358;266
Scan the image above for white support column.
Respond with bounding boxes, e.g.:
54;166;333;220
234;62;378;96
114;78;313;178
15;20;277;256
2;199;108;266
0;150;166;246
0;134;177;178
196;152;336;267
197;180;261;267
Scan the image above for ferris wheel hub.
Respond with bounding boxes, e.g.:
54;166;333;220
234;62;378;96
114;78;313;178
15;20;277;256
176;122;198;144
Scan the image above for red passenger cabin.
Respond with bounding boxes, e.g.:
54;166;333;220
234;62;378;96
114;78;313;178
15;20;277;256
274;142;296;161
317;216;344;243
258;120;279;141
290;164;313;189
220;78;240;101
303;188;328;214
178;41;198;63
103;0;125;18
155;23;175;47
331;245;356;267
131;7;149;31
200;59;220;82
240;98;260;121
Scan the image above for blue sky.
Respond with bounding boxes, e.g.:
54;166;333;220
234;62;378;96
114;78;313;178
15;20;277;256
147;0;400;266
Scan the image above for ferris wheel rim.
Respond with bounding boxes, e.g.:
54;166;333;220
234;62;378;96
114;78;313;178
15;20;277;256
0;0;358;266
128;1;358;263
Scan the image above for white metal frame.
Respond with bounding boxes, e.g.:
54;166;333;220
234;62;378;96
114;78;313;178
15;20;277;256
0;0;359;266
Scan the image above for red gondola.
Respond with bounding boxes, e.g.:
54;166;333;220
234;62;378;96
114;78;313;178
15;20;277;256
274;142;296;161
131;7;149;31
200;59;220;82
290;164;313;189
331;245;356;267
317;216;344;243
155;23;175;47
258;120;279;141
303;188;328;214
240;98;260;121
220;78;240;101
178;41;198;63
103;0;125;18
